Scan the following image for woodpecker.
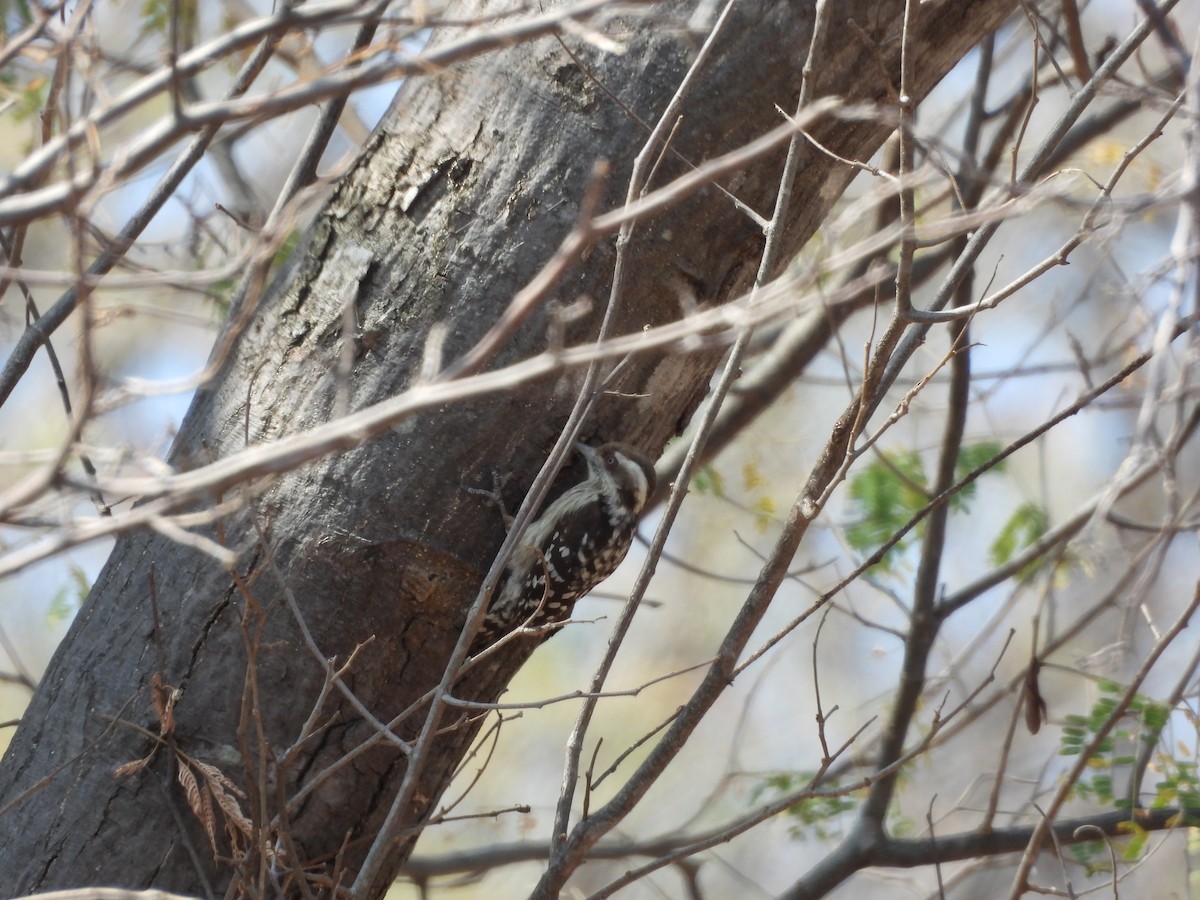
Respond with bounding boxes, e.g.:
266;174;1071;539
474;441;656;650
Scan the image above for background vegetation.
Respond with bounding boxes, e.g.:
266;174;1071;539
1;1;1198;898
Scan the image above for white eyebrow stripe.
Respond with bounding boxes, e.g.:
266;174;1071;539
621;457;650;512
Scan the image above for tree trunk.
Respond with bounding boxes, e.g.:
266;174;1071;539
0;1;1016;896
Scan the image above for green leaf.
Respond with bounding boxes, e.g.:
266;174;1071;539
11;75;48;125
140;0;169;33
48;565;91;625
1068;839;1111;876
845;450;927;572
752;772;857;841
955;440;1004;476
1061;680;1193;820
1142;701;1170;733
988;502;1049;582
949;441;1004;509
0;0;33;31
846;442;1012;575
1123;828;1147;860
692;464;725;498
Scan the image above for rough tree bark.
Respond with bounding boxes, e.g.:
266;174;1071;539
0;1;1016;896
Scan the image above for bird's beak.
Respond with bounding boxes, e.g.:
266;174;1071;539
574;441;599;470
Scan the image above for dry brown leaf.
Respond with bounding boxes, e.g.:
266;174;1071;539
188;759;253;846
208;780;253;838
177;762;216;852
112;756;151;778
1023;658;1048;735
151;672;177;737
195;759;247;799
200;785;216;855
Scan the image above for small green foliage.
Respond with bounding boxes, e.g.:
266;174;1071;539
845;449;927;572
950;439;1004;509
208;275;238;314
48;565;91;625
1059;680;1200;870
1068;839;1113;877
889;814;916;838
845;442;1004;574
1060;681;1168;765
0;0;34;31
1152;758;1200;814
209;230;303;315
989;502;1050;582
9;75;47;125
140;0;170;34
140;0;197;38
691;464;725;498
273;228;303;268
1122;821;1149;862
752;772;857;841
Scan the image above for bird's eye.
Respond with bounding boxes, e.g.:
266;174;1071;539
604;453;616;467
